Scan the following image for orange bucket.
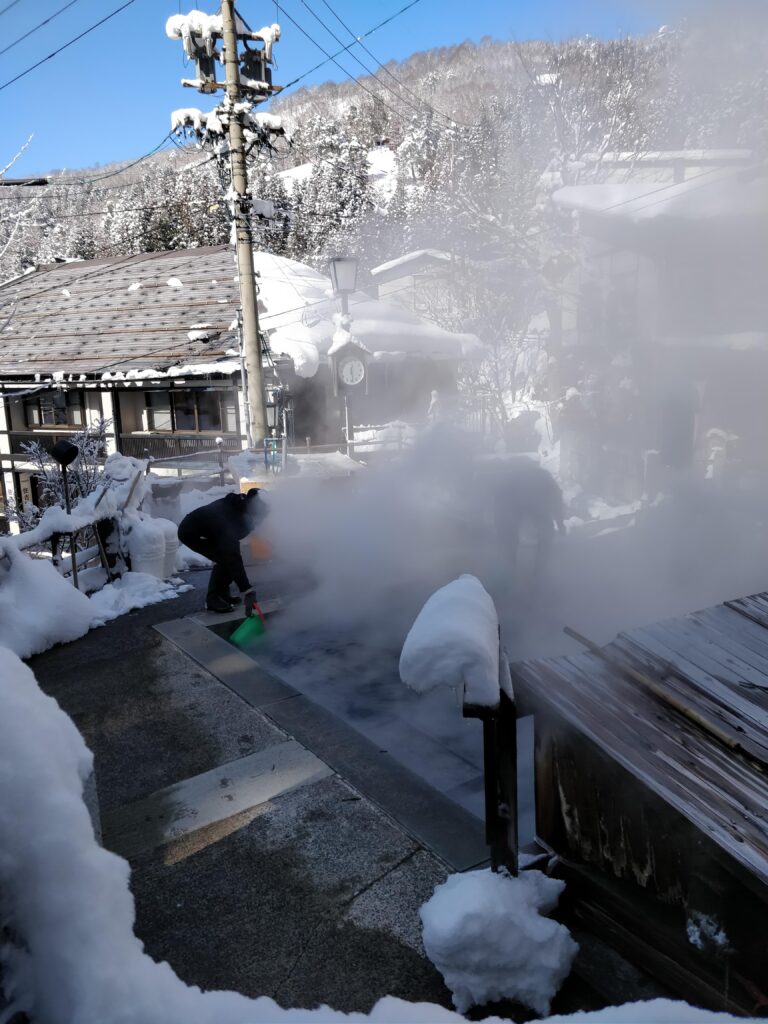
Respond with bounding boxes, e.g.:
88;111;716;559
249;534;272;560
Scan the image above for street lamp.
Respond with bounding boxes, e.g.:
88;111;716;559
329;256;359;315
50;438;80;590
328;257;365;457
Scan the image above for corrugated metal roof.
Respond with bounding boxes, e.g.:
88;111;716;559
511;593;768;886
0;245;239;377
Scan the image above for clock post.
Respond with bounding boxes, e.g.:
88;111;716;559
329;256;368;456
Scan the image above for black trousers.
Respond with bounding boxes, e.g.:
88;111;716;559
178;528;247;601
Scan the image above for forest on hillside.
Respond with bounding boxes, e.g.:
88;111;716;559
3;21;766;280
1;17;766;426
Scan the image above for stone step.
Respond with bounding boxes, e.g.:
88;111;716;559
102;739;332;858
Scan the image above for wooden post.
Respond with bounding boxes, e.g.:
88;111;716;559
463;635;519;874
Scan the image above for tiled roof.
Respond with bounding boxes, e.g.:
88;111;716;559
0;245;239;377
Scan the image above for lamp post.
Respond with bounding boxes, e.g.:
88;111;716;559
329;256;359;317
50;439;80;590
329;257;360;457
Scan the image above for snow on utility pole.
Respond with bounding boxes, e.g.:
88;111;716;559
167;7;283;447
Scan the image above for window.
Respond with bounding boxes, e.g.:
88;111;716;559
24;389;85;429
196;390;223;432
172;390;198;431
143;389;230;433
146;392;172;431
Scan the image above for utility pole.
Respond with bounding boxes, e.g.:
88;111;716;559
167;7;283;447
220;0;267;445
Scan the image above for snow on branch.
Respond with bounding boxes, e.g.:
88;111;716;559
0;134;34;179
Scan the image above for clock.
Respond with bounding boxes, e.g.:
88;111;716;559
338;354;366;387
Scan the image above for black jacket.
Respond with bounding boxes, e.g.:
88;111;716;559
179;492;263;544
178;492;264;591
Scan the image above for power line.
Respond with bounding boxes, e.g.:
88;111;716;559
315;0;470;129
0;135;179;200
280;0;425;91
296;0;439;127
0;0;84;58
273;0;423;127
0;0;138;93
0;0;22;16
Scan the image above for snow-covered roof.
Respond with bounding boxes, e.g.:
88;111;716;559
0;245;480;379
254;251;481;378
553;166;768;225
370;249;453;279
276;161;314;192
0;246;243;378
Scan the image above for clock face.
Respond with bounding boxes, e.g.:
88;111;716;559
338;355;365;386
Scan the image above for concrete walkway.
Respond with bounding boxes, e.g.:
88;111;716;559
27;568;626;1018
27;572;455;1012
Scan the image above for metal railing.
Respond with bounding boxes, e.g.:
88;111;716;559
119;434;241;460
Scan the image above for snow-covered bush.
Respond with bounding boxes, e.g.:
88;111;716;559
6;418;110;534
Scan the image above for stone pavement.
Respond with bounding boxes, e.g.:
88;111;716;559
28;571;456;1011
27;568;635;1018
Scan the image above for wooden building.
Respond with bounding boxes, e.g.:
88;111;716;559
0;246;478;530
512;594;768;1014
550;157;768;500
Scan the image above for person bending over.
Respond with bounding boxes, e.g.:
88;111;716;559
178;487;264;613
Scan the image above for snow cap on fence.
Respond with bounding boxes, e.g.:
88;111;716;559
399;574;500;707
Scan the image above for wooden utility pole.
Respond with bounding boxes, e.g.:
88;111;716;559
220;0;267;444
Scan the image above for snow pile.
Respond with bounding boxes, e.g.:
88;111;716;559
0;648;755;1023
420;869;578;1015
89;573;192;622
178;484;233;520
2;453;149;553
187;322;218;342
0;544;190;658
176;543;212;570
400;575;500;707
0;546;95;659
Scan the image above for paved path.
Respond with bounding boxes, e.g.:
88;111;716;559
27;568;632;1017
27;572;455;1011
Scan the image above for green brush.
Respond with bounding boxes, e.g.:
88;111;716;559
230;602;267;647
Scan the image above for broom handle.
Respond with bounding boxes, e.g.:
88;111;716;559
253;601;267;627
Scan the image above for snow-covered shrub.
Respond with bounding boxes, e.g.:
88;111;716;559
6;418;111;533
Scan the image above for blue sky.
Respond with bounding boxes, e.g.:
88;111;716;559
2;0;680;177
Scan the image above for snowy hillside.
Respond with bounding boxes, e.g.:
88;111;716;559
2;24;766;287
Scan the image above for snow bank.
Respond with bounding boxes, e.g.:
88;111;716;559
89;573;192;623
1;453;149;553
178;484;233;521
0;649;755;1022
400;575;500;706
0;546;95;658
420;869;578;1015
0;543;189;658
